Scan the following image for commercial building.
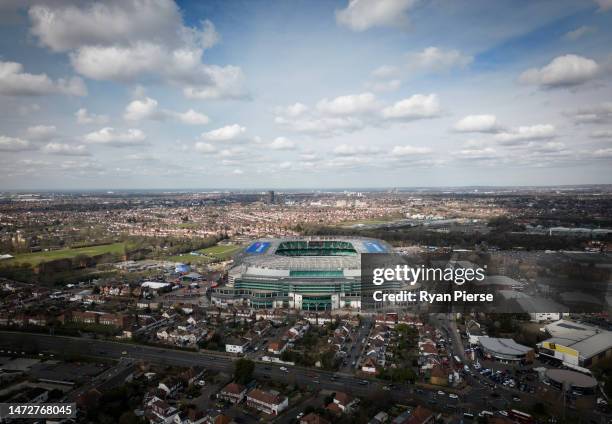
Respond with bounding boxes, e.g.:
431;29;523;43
246;388;288;415
537;319;612;368
211;237;391;311
478;337;534;362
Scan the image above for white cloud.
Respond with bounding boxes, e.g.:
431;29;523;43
316;92;380;115
0;135;35;152
201;124;246;141
335;0;417;31
563;26;595;41
29;1;246;100
381;94;441;120
519;54;600;88
26;124;56;141
494;124;556;145
269;137;296;150
279;161;292;169
453;114;503;133
182;65;248;100
124;97;210;125
84;127;146;147
390;145;432;156
124;97;161;121
43;142;89;156
176;109;210;125
0;61;86;96
200;19;220;49
284;103;309;117
76;108;109;125
453;147;498;160
232;169;244;175
194;142;216;153
406;47;473;73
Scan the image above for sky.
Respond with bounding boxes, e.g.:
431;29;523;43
0;0;611;190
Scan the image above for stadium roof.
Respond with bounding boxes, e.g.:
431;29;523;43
478;337;532;356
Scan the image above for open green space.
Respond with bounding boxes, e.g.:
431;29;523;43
3;242;127;266
197;244;243;259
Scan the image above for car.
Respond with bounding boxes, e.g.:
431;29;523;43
437;390;445;396
497;410;508;417
449;394;459;399
280;366;288;372
382;386;391;391
512;396;521;402
358;380;368;385
121;351;127;355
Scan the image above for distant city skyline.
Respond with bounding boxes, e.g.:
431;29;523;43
1;0;612;189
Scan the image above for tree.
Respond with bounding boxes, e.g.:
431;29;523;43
234;358;255;384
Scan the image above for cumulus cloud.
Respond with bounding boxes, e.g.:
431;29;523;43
381;94;441;120
268;137;296;150
371;65;401;79
406;47;473;73
43;142;89;156
453;115;503;133
26;125;56;141
316;92;380;116
0;135;35;152
124;97;210;125
201;124;246;141
28;1;246;100
176;109;210;125
494;124;556;145
519;54;600;88
335;0;417;31
76;108;109;125
276;92;442;136
84;127;147;146
0;61;86;96
563;26;595;41
124;97;162;121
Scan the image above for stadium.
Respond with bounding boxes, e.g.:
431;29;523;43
211;237;392;310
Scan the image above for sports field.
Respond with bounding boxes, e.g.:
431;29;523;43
3;242;126;266
197;244;243;259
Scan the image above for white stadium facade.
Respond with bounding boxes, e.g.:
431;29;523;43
211;237;392;311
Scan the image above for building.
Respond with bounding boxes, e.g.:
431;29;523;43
478;337;534;362
246;388;288;415
225;338;249;354
218;383;246;404
212;237;392;310
537;319;612;368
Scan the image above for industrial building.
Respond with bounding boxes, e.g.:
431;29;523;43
478;336;534;362
537;319;612;368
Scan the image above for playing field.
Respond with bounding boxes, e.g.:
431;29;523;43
3;242;127;266
197;244;243;259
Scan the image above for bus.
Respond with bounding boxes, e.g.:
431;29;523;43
508;409;534;424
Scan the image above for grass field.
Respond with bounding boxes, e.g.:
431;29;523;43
3;242;127;266
197;244;243;259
